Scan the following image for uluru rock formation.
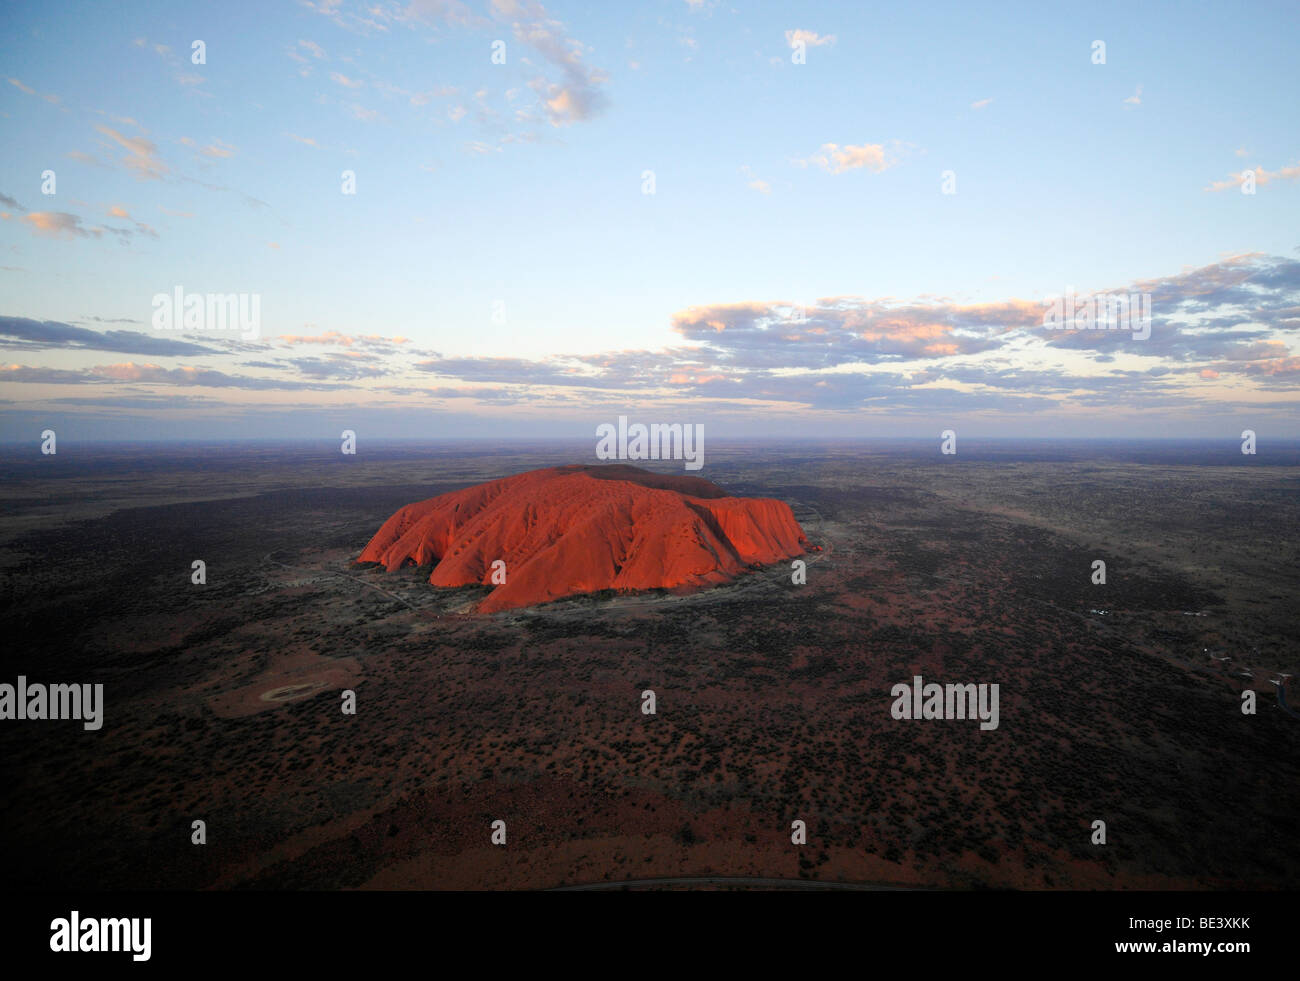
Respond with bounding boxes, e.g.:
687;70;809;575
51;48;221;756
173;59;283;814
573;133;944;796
358;464;808;613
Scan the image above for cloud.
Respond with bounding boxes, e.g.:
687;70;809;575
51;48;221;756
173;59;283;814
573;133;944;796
66;150;107;167
539;83;601;125
1042;255;1300;363
288;133;320;147
277;329;412;349
10;256;1296;418
94;111;141;128
89;362;353;390
201;139;236;158
299;39;327;59
279;330;360;346
403;384;528;404
0;364;95;385
668;298;1028;368
805;141;901;174
1204;161;1300;192
0;316;222;356
326;0;608;139
7;77;59;103
330;71;365;88
971;98;993;110
178;175;270;209
415;354;618;389
406;0;479;27
132;35;211;91
410;85;458;107
740;165;772;194
642;255;1300;405
50;394;220;409
19;211;102;239
282;355;392;380
95;125;168;180
493;0;608;126
302;0;394;33
1123;84;1142;106
785;30;836;47
101;205;160;238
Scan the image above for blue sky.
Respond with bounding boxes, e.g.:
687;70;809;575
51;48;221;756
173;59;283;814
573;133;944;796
1;0;1298;440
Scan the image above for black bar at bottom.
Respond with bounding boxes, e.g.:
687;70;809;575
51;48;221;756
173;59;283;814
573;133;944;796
7;889;1285;969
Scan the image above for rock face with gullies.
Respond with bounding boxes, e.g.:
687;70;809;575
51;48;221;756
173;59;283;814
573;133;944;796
357;464;808;612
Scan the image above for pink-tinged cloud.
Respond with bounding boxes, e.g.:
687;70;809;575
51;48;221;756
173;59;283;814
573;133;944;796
6;76;57;102
21;212;103;239
542;84;595;125
806;141;898;174
95;125;168;180
66;150;106;167
671;295;1043;364
669;371;728;385
201;140;236;158
6;257;1297;416
1204;161;1300;192
278;330;411;347
1247;356;1300;377
499;1;608;126
671;302;773;334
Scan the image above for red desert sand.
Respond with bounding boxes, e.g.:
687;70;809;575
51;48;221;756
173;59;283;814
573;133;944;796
358;464;809;612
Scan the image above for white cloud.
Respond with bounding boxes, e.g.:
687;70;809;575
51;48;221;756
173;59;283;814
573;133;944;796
785;29;836;48
742;165;771;194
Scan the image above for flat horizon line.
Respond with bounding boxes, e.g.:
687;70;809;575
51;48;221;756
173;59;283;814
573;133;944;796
3;435;1300;447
